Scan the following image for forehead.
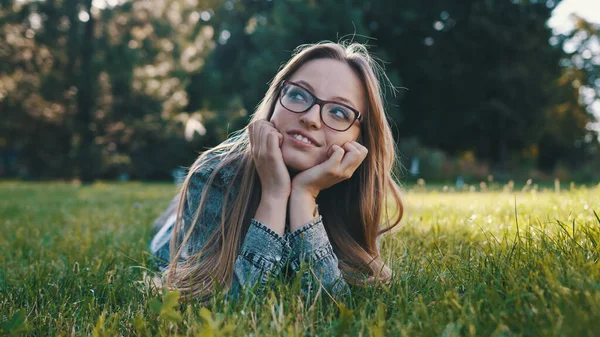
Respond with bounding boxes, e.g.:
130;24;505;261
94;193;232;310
288;58;366;112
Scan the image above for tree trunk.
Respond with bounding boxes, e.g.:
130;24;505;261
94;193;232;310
75;0;97;182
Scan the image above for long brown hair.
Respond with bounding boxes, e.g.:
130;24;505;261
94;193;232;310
165;41;404;298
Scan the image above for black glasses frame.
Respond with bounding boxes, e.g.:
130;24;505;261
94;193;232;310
278;80;363;132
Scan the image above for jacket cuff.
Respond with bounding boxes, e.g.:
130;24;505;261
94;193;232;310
285;216;334;269
286;215;327;250
239;219;290;270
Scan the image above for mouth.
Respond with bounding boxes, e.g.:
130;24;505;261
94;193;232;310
287;130;320;147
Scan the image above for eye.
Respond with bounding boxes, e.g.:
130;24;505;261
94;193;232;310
285;88;309;103
328;106;351;121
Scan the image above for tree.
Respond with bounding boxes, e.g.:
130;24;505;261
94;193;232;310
186;0;372;140
365;0;593;173
0;0;78;178
0;0;219;180
538;16;600;171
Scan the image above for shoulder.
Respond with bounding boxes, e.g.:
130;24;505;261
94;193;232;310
191;155;240;188
182;140;246;221
189;139;246;191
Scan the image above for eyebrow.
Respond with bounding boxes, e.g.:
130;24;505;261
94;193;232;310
295;80;358;109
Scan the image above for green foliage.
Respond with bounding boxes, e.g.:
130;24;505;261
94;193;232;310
150;289;183;323
92;312;109;337
2;181;600;335
0;0;598;180
195;307;235;336
364;0;597;169
336;302;354;336
0;0;219;180
0;310;30;335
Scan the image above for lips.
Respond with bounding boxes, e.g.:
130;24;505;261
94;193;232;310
286;129;320;146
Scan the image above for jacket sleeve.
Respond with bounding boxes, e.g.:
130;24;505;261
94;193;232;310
285;216;351;299
149;164;290;297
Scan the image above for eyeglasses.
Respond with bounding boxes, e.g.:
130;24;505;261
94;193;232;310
278;80;363;132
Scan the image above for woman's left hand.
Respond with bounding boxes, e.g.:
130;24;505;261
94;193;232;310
291;141;368;199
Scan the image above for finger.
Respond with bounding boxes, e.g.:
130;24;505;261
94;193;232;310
249;123;260;156
340;142;363;171
267;120;277;129
351;141;368;156
326;145;345;167
261;123;279;157
248;122;255;146
259;122;270;158
259;119;276;130
342;142;360;154
327;144;344;157
267;130;281;156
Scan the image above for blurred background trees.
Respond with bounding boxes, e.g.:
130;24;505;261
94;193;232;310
0;0;598;182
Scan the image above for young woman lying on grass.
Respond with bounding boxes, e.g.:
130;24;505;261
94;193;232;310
149;41;404;300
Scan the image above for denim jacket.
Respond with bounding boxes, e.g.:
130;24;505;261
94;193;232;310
149;153;350;299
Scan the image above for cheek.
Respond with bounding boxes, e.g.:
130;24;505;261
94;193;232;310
324;130;360;149
269;109;282;125
270;105;292;129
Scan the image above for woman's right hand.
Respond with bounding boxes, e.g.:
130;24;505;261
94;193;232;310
248;120;291;200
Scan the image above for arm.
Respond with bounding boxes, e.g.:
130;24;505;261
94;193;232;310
232;190;291;295
286;141;369;299
230;218;289;297
149;162;290;298
227;119;292;296
285;190;350;299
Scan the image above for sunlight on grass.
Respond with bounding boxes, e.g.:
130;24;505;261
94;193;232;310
1;182;599;336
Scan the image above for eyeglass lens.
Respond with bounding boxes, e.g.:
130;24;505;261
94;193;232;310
281;83;356;131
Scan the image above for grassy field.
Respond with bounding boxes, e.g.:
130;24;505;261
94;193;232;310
1;181;600;336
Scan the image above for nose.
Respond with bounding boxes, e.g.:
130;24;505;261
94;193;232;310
299;104;321;130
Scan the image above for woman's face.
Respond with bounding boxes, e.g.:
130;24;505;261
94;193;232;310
270;58;366;172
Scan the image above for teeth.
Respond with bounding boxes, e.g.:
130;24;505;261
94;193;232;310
292;134;313;145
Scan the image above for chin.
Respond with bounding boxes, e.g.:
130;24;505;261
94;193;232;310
284;158;312;173
282;153;318;173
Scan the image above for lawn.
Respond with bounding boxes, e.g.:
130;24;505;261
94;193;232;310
1;181;599;336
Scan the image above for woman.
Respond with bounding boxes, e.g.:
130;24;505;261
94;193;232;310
150;41;404;300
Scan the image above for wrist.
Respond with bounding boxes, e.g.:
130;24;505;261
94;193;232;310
289;190;318;232
255;195;288;237
290;189;316;205
291;182;319;200
261;188;290;202
260;193;289;207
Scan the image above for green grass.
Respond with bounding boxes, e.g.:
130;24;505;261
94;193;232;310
1;181;600;336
